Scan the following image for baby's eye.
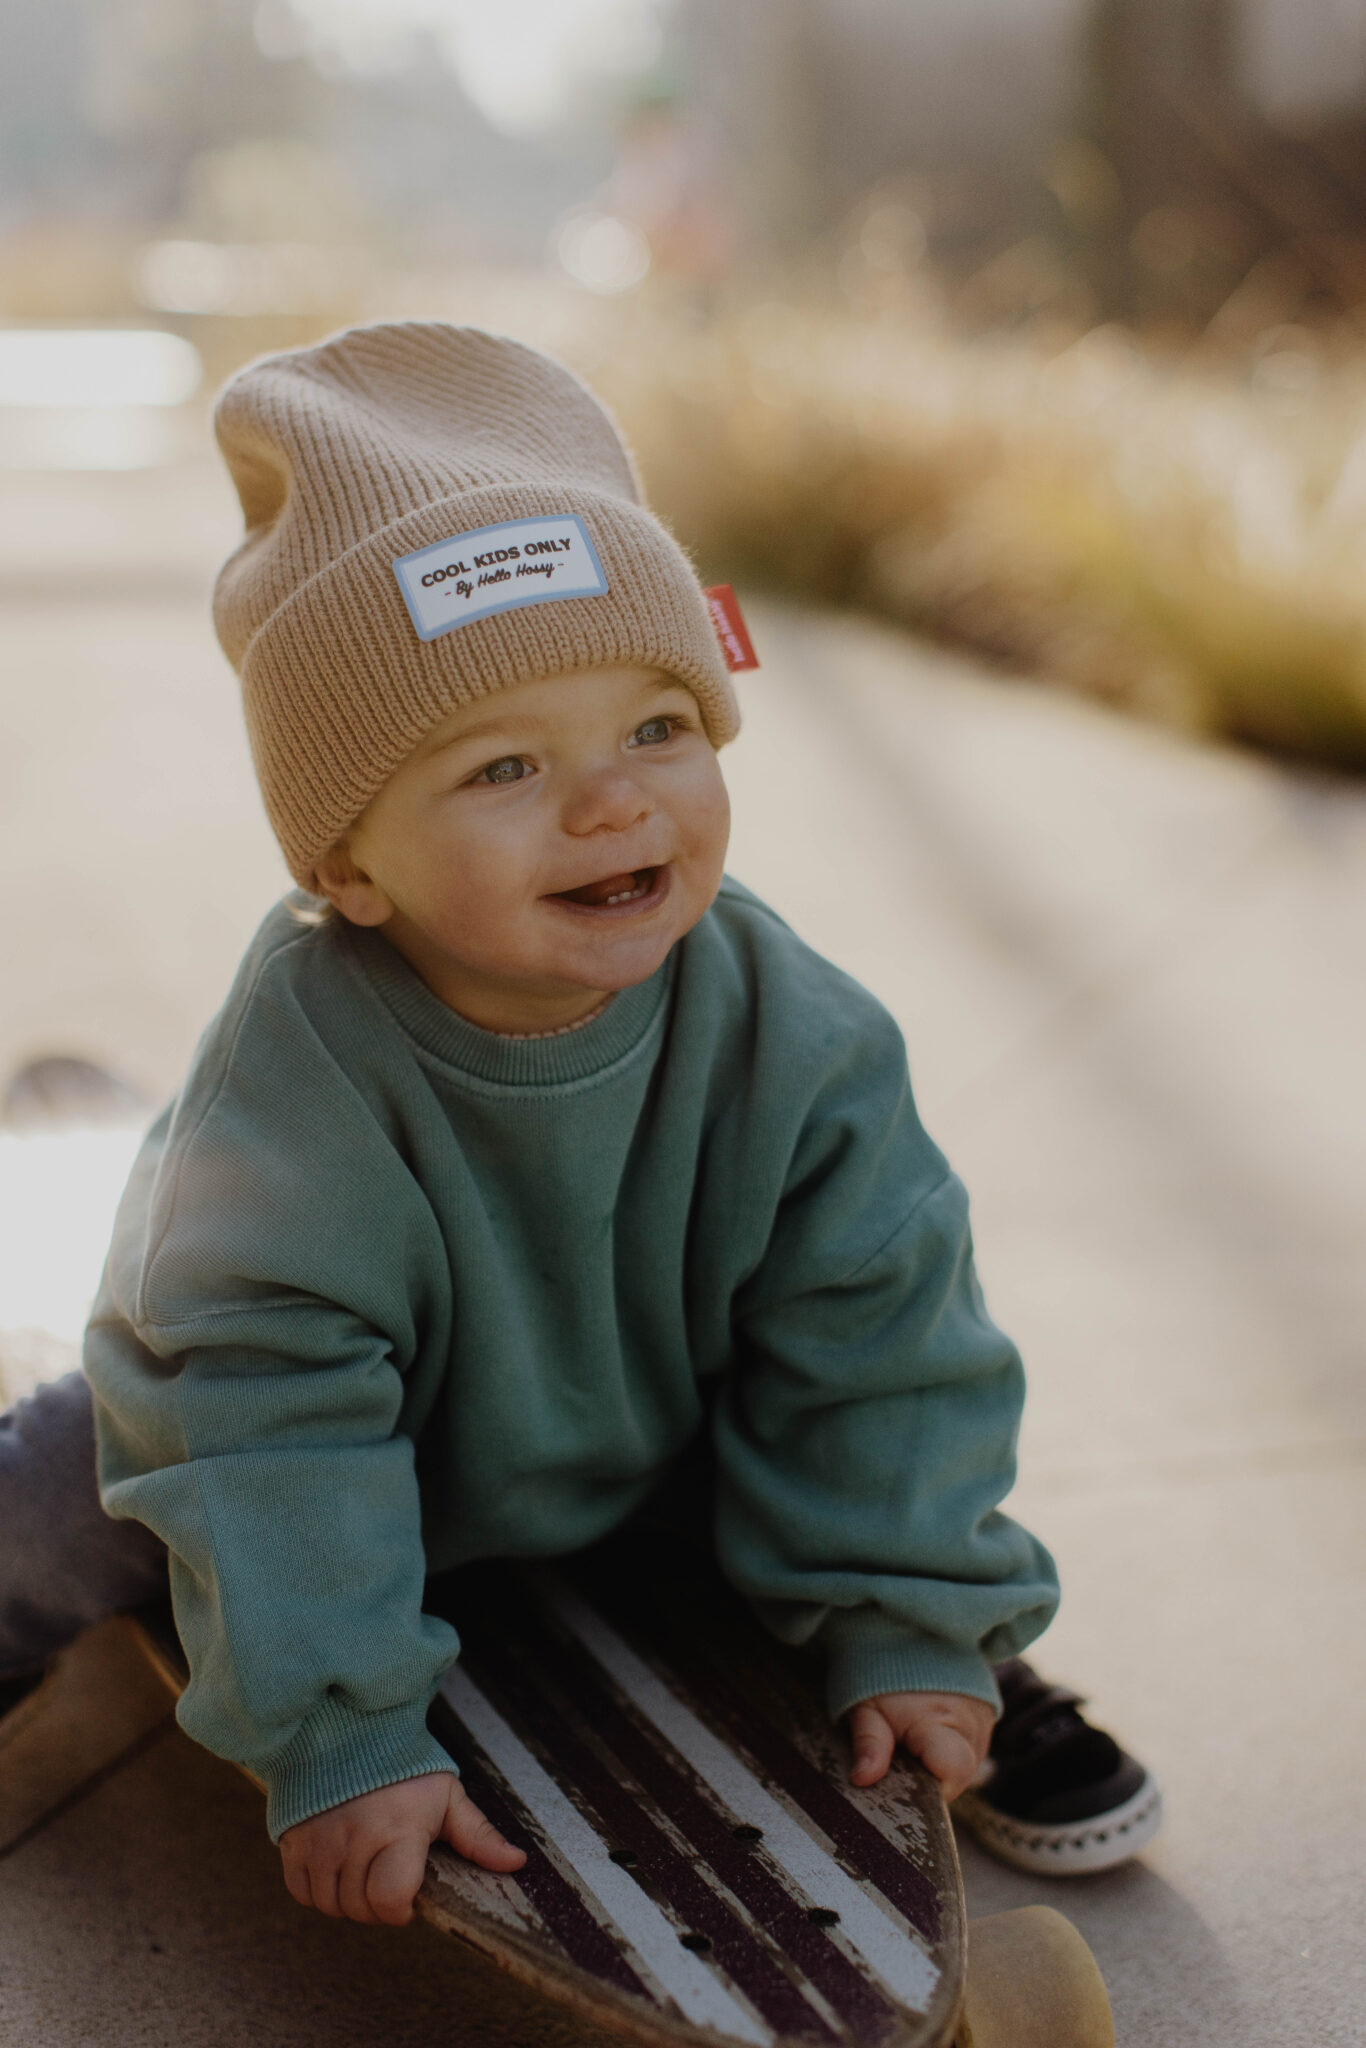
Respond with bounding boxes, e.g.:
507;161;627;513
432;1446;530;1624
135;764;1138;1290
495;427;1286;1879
477;755;530;785
629;716;676;747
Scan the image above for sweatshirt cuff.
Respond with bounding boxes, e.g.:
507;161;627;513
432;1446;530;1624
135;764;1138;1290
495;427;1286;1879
820;1612;1002;1723
263;1691;460;1842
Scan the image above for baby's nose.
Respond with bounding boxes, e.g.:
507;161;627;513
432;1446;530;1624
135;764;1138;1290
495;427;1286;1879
562;768;652;835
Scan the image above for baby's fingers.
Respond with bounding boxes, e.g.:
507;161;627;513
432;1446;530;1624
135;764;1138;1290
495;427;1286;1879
441;1787;527;1873
364;1833;430;1926
908;1723;978;1804
848;1702;895;1787
298;1853;344;1918
280;1847;315;1914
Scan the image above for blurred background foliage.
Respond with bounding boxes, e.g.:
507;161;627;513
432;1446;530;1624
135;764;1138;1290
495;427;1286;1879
6;0;1366;764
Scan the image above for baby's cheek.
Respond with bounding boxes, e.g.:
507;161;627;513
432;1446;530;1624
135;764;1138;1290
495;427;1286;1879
683;777;731;880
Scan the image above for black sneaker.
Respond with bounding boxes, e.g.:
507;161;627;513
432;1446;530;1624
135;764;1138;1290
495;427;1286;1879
954;1659;1162;1875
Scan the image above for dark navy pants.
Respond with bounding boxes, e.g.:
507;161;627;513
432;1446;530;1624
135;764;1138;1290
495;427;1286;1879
0;1371;167;1679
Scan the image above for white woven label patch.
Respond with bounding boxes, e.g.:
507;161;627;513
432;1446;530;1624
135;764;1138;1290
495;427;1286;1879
393;513;609;643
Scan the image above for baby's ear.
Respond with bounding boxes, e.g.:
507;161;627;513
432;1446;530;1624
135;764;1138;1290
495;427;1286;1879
313;841;394;928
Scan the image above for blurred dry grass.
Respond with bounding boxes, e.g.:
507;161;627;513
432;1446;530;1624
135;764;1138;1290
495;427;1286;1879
590;297;1366;767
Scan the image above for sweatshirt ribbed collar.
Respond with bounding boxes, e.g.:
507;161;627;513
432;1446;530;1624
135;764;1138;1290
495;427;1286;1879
344;924;672;1087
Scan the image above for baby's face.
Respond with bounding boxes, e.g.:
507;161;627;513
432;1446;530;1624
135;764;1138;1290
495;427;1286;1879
318;664;730;1032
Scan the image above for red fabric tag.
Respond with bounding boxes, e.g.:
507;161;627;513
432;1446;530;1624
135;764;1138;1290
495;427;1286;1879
703;585;760;672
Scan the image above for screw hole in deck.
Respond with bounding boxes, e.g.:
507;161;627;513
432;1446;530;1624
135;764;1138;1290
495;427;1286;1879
731;1823;763;1843
609;1848;639;1867
680;1933;713;1954
806;1907;840;1927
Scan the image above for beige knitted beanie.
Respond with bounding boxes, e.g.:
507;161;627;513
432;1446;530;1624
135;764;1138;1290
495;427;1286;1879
212;321;740;887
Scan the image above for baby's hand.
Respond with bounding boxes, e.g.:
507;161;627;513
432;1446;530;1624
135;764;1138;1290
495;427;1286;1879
847;1691;995;1803
280;1770;526;1926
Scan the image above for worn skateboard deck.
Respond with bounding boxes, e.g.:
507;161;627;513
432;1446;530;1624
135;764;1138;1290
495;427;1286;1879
133;1541;1112;2048
421;1547;966;2048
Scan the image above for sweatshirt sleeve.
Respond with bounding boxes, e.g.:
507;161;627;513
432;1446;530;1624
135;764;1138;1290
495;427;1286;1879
83;950;459;1842
711;997;1059;1720
88;1300;459;1841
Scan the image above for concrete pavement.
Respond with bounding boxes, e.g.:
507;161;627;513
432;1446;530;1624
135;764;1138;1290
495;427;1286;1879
2;464;1363;2044
725;610;1366;2048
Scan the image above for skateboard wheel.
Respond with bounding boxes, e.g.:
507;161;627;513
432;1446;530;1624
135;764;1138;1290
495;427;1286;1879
956;1906;1114;2048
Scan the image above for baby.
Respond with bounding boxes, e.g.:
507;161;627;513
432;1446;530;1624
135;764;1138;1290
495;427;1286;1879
0;323;1158;1926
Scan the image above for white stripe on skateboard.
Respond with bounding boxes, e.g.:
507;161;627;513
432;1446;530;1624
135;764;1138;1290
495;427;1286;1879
439;1664;771;2044
541;1579;940;2015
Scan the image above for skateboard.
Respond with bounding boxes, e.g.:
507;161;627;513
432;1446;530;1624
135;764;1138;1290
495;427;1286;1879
133;1539;1113;2048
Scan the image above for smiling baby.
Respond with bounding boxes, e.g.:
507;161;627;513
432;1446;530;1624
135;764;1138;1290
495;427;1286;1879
1;325;1101;1927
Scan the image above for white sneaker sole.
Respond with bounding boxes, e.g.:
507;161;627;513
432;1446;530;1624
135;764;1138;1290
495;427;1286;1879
954;1770;1163;1875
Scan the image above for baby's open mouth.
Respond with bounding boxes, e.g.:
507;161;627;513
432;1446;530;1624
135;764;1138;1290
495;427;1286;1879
554;866;659;908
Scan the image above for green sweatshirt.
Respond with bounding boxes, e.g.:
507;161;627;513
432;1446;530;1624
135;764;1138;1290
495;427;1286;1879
85;878;1058;1840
